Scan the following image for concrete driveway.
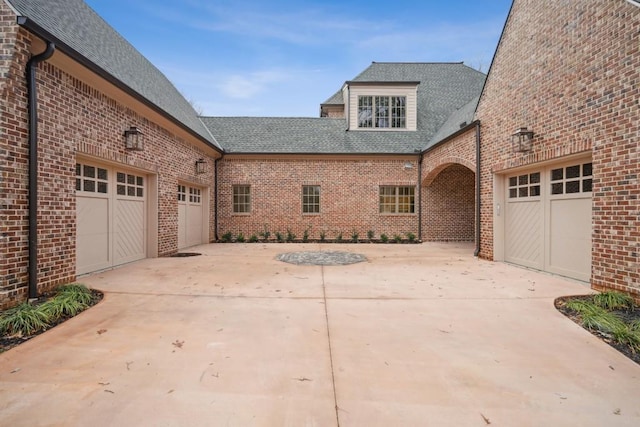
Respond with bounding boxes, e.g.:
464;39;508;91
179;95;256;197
1;243;639;426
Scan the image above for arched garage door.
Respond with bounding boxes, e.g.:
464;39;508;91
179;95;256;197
75;161;147;275
504;158;592;281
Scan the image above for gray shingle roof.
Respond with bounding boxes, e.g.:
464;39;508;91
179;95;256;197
203;62;485;154
322;89;344;105
426;96;479;149
201;117;427;154
8;0;221;150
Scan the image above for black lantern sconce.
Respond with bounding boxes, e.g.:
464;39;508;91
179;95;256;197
124;126;144;151
195;158;207;174
511;127;534;153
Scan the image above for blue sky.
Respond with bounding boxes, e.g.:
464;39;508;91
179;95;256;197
85;0;513;117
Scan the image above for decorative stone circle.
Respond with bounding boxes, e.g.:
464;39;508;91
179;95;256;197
276;251;367;266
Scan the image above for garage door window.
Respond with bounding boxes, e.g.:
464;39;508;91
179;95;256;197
117;172;144;197
189;187;201;204
508;172;540;198
550;162;592;195
76;163;108;194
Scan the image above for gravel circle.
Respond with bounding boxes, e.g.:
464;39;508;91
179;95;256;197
276;251;367;266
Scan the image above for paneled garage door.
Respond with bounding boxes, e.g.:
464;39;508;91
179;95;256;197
178;184;205;249
505;159;592;281
76;162;147;275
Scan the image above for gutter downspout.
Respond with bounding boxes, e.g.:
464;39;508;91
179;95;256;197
474;121;481;257
27;41;55;300
213;157;220;241
417;153;423;240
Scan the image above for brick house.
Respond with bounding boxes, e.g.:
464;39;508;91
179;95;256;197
474;0;639;298
0;0;638;308
1;0;223;307
203;62;485;243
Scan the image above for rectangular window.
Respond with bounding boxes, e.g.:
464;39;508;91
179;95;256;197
358;96;406;129
178;185;186;202
233;185;251;214
508;172;541;199
550;162;592;195
116;171;144;198
189;187;201;204
76;163;108;194
379;186;415;214
302;185;320;214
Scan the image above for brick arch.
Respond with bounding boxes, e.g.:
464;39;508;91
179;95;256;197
422;157;475;186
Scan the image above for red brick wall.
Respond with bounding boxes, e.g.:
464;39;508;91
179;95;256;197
476;0;639;296
218;157;420;241
420;128;477;242
0;26;217;307
422;164;475;241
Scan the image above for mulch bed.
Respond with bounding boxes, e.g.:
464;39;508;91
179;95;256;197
0;289;103;354
555;295;640;365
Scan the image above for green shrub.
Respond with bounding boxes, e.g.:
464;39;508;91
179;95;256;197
406;232;416;243
581;308;624;333
0;303;51;336
319;230;326;242
40;295;88;318
393;234;402;243
259;226;271;242
275;231;284;243
248;234;258;243
286;229;296;242
351;230;359;243
302;226;311;243
335;232;343;243
593;291;635;311
564;299;598;314
236;232;245;243
58;284;93;305
220;232;233;243
367;230;375;241
380;233;389;243
610;325;640;353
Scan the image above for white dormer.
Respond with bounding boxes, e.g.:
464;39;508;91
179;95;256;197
345;81;419;131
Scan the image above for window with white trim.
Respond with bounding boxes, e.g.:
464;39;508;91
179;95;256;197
379;186;415;214
178;185;186;202
116;172;144;198
302;185;320;214
358;96;406;128
76;163;108;194
550;162;592;195
233;185;251;213
189;187;201;204
508;172;541;199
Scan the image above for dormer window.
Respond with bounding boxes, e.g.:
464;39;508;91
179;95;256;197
358;96;406;129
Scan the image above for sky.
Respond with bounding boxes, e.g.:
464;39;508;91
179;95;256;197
84;0;513;118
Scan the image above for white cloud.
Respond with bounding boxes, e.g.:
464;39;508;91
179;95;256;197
219;70;289;99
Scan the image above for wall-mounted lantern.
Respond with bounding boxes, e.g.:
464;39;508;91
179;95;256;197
195;158;207;174
403;161;414;170
124;126;144;151
511;127;534;153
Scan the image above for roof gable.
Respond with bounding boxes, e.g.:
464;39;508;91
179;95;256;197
8;0;221;150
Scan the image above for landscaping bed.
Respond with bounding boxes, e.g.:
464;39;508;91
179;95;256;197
555;292;640;365
0;284;102;354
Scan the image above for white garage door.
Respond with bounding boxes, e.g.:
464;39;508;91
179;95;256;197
505;159;592;281
76;162;147;275
178;184;205;249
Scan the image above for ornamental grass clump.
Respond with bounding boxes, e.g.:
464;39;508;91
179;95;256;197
0;283;96;338
593;291;635;311
0;303;51;336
